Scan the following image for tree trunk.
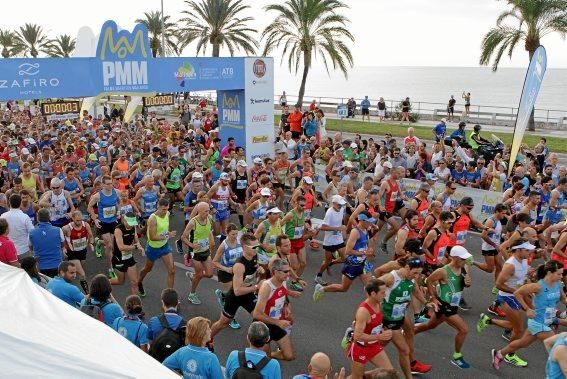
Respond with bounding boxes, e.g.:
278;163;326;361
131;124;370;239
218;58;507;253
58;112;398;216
527;45;537;131
297;51;311;107
212;43;220;57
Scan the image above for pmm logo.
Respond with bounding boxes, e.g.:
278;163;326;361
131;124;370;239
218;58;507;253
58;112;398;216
222;93;240;123
253;59;266;78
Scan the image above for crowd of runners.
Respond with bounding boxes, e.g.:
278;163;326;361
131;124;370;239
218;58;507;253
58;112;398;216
1;98;567;379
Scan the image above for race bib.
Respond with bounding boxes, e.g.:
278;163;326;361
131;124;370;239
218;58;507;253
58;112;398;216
450;291;463;306
236;180;247;190
213;200;227;211
268;235;277;246
293;226;304;239
122;253;133;260
197;238;209;251
72;237;87;251
268;297;285;319
392;303;408;319
145;201;157;212
437;247;446;260
544;307;556;325
370;324;383;336
243;273;258;287
456;231;467;245
102;206;116;218
390;191;398;201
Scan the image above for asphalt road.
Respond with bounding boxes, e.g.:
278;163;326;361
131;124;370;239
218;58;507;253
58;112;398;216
80;205;554;379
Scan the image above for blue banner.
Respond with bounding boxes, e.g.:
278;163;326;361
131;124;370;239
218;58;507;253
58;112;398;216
508;46;547;174
218;90;246;148
0;20;244;100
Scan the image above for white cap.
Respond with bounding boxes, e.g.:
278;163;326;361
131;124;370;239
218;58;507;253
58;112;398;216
267;207;283;214
302;176;314;184
21;148;29;155
92;143;100;150
331;195;346;205
237;160;248;167
253;157;263;164
192;172;203;179
383;161;393;169
336;147;345;152
260;188;271;196
441;118;447;123
26;138;36;145
9;152;17;158
343;160;353;168
449;246;472;260
511;241;536;250
350;142;358;149
220;172;230;180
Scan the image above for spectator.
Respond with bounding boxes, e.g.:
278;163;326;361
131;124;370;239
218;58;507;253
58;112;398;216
400;97;410;125
163;316;223;379
225;321;281;379
279;105;290;135
1;194;34;259
20;256;49;287
447;95;456;122
80;274;123;326
288;104;304;140
403;127;420;147
147;288;184;343
390;148;407;169
463;161;481;188
111;295;149;352
361;96;371;122
45;261;84;307
377;97;386;122
279;91;287;107
308;99;318;112
434;160;451;182
347;97;356;118
292;352;345;379
452;161;466;186
303;112;317;139
28;208;64;278
432;118;447;143
0;217;19;267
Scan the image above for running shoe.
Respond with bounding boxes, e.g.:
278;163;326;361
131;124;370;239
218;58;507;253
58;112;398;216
138;282;146;297
341;327;353;349
491;286;499;295
313;283;325;302
215;289;225;308
477;313;491;333
410;360;432;374
459;298;472;311
289;281;304;292
176;239;184;254
488;304;506;317
414;315;429;325
95;238;103;258
451;356;470;369
492;349;503;370
501;330;512;342
187;293;201;305
229;319;241;329
314;275;328;286
504;353;528;367
185;271;194;281
380;242;389;254
107;268;117;280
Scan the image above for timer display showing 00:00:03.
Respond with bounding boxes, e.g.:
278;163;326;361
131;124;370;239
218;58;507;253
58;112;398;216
143;95;174;107
42;102;80;115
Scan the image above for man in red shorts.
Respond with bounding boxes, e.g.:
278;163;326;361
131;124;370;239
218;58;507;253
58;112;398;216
282;195;310;291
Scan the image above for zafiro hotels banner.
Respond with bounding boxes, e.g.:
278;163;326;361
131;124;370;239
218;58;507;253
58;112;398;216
508;45;547;175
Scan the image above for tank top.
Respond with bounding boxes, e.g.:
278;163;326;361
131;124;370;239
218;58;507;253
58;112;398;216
63;177;79;195
538;189;552;222
414;197;429;230
347;227;369;266
498;256;528;297
232;171;248;197
383;179;400;213
481;216;502;251
220;239;243;267
260;219;282;256
354;301;383;345
165;167;181;190
132;169;145;187
450;211;470;246
140;186;159;217
440;193;452;212
546;335;567;379
437;265;464;306
207;149;219;168
49;191;69;221
533;279;561;325
113;223;136;259
285;210;305;240
21;204;36;224
552;231;567;268
66;222;89;252
301;188;315;210
20;173;37;200
211;184;230;211
382;270;415;321
364;202;380;218
274;161;289;184
115;159;130;188
190;216;212;253
230;255;258;296
98;189;118;224
263;280;287;320
147;212;169;248
400;224;418;240
428;228;451;265
252;200;270;221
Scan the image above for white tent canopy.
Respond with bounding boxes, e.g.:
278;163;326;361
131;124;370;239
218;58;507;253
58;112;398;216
0;263;178;378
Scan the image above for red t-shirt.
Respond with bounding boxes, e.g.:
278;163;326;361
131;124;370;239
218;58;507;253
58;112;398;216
0;235;18;265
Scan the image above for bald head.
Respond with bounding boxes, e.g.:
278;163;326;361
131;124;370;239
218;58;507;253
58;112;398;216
195;201;210;215
308;352;331;376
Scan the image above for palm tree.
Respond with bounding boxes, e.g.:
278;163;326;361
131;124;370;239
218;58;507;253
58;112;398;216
45;34;76;57
0;29;23;58
262;0;354;106
179;0;258;57
480;0;567;131
15;23;49;57
135;11;179;57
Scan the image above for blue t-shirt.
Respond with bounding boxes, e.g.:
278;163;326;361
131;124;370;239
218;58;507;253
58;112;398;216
147;312;184;341
29;222;64;270
304;120;317;137
163;345;224;379
45;276;84;307
464;170;481;184
225;348;281;379
361;99;371;109
433;123;446;138
111;316;149;347
451;169;465;183
79;298;123;326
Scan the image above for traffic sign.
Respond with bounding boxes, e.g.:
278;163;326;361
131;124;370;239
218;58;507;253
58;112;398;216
337;104;347;118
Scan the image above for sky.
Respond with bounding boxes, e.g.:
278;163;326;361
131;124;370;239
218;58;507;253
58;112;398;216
4;0;567;68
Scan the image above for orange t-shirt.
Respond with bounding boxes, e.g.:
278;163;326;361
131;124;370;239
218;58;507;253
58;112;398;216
287;111;303;133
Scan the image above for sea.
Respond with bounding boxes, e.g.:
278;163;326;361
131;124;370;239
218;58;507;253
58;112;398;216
273;66;567;111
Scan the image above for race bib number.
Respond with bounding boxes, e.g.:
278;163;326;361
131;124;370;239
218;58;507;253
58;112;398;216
72;237;87;251
268;235;277;246
102;206;116;218
236;180;247;190
197;239;209;251
456;231;467;245
213;200;227;211
390;191;398;202
145;201;157;212
544;307;556;325
293;226;304;239
450;291;463;306
243;273;258;287
391;303;408;319
370;324;383;336
437;247;446;260
268;297;285;319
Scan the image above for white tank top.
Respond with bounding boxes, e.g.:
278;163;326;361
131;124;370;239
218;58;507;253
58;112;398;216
498;256;528;297
49;191;69;221
481;217;502;251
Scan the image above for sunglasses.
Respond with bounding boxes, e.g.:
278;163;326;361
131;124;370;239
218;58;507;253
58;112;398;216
444;220;454;224
466;206;474;210
248;244;260;249
278;269;290;274
298;203;306;207
450;187;457;190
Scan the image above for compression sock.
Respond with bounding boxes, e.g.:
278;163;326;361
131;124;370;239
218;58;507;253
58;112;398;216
453;352;463;359
80;279;89;294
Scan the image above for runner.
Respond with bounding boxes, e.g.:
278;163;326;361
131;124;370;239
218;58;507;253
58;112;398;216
415;246;473;369
492;260;566;370
346;278;394;379
255;206;284;265
207;172;234;240
246;188;274;234
181;202;215;305
409;183;430;231
138;198;177;296
282;195;310;280
253;258;301;361
231;160;249;228
109;212;144;295
62;210;94;293
87;175;120;280
313;212;375;301
437;181;457;212
421;211;454;276
164;157;183;208
394;210;419;259
133;176;160;230
315;195;347;285
38;177;75;227
377;167;406;253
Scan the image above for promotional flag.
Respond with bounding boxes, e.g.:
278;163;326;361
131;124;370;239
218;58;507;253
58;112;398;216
508;45;547;175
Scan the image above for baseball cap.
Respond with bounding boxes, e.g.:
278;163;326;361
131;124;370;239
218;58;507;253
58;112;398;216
237;160;248;167
382;161;393;169
92;143;100;150
214;159;222;165
192;172;203;179
331;195;346;205
0;159;7;167
123;212;138;226
511;241;536;251
460;197;474;206
302;176;314;184
449;245;472;260
425;173;438;181
357;211;376;224
88;154;97;161
21;148;29;155
220;172;230;180
260;188;271;196
100;141;108;148
350;142;358;149
267;206;282;214
441;118;447;123
26;138;36;145
253;157;263;165
343;160;353;168
336;147;345;152
9;152;17;158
